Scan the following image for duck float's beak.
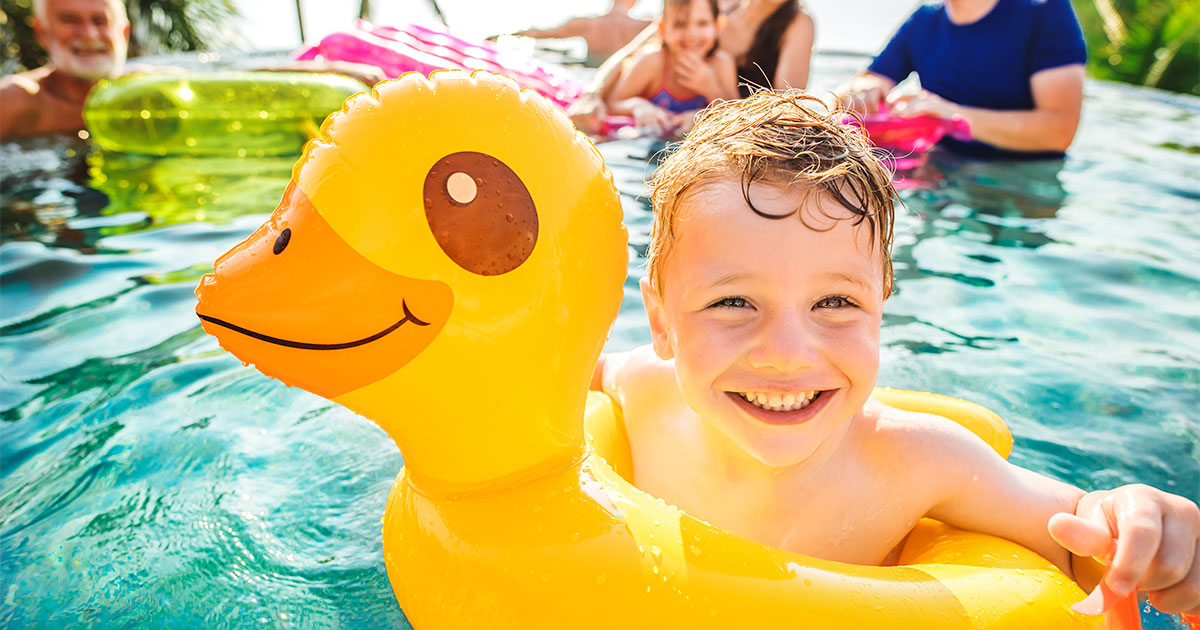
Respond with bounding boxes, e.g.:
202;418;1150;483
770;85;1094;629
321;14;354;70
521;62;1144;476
194;182;452;399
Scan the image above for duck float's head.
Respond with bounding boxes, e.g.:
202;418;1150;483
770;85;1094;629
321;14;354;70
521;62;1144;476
195;71;628;492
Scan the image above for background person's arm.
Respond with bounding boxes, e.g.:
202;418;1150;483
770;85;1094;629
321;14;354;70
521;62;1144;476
566;22;659;134
606;52;674;128
509;17;589;41
890;64;1085;153
771;10;814;91
837;71;896;115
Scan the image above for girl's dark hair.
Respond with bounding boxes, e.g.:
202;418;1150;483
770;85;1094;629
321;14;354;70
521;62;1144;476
739;1;800;95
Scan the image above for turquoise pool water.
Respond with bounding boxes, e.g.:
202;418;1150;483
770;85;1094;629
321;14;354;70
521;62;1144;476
2;55;1197;628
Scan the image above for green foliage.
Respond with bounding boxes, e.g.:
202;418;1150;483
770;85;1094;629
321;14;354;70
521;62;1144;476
1;0;242;74
1072;0;1200;95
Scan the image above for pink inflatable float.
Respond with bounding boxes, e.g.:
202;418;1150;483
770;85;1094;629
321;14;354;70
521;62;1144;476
295;21;582;108
854;111;971;154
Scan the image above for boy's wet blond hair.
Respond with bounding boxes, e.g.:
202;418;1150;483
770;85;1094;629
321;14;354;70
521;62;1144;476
647;90;896;295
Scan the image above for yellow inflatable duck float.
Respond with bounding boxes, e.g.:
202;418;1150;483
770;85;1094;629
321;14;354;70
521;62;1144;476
195;71;1099;629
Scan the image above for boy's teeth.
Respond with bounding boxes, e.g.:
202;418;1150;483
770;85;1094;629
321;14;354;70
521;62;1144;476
739;390;819;412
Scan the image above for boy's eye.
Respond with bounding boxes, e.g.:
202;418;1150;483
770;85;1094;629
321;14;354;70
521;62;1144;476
711;297;749;309
815;296;853;309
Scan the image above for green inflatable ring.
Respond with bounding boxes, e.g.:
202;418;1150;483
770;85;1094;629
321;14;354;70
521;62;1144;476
83;71;365;156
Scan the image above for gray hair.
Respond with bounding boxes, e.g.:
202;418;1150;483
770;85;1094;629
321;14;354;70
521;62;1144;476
33;0;128;23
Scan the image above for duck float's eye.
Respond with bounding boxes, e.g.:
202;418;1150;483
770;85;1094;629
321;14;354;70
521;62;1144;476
423;151;538;276
273;228;291;255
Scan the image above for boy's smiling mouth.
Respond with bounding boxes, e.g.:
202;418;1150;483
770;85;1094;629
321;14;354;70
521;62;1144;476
728;390;831;424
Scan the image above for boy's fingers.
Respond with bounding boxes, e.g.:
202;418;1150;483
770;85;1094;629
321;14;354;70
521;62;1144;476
1108;495;1164;596
1146;540;1200;614
1142;512;1198;590
1048;512;1114;559
1071;579;1124;616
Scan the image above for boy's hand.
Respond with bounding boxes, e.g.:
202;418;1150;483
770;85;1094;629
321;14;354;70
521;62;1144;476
1048;485;1200;619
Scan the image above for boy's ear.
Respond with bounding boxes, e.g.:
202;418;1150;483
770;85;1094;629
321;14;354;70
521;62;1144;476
640;276;674;360
716;14;728;32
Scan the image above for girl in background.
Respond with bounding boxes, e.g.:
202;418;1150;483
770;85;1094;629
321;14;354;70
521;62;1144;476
721;0;814;96
605;0;738;135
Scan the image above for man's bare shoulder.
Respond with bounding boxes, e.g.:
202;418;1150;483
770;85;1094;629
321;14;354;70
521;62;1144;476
0;67;49;99
0;68;52;139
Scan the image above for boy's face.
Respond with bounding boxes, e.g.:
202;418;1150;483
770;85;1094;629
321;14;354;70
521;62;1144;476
642;178;886;468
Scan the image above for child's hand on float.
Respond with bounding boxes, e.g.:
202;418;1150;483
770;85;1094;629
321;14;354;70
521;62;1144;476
1048;485;1200;618
889;90;958;120
631;101;675;130
672;110;699;135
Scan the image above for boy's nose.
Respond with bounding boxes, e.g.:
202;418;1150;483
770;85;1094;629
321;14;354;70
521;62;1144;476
747;314;820;372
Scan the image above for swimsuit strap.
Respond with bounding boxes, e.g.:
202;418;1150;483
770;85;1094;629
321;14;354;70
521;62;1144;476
656;47;673;95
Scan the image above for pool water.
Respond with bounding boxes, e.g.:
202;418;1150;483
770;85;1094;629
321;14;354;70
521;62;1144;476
2;55;1197;629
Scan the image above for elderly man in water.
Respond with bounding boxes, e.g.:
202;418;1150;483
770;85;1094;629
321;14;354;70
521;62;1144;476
0;0;130;140
0;0;386;142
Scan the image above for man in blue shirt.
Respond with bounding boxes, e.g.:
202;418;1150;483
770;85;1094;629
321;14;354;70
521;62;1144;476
839;0;1087;159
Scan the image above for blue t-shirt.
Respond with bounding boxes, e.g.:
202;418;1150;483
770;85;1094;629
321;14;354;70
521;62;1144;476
868;0;1087;160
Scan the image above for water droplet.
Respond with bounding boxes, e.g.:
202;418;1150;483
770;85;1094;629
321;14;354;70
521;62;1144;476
595;572;607;585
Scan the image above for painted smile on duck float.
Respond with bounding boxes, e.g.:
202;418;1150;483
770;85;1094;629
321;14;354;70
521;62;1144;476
195;71;1099;629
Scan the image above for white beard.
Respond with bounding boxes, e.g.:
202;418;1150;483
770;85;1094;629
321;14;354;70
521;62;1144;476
47;36;127;81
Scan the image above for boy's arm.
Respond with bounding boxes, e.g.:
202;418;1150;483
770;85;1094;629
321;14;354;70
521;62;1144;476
920;416;1200;616
919;420;1083;573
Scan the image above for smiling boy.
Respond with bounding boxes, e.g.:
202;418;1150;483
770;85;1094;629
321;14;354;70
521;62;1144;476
593;90;1199;621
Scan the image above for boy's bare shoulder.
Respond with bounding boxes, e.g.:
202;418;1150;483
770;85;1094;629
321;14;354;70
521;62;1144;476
604;345;673;390
600;345;678;412
860;397;1007;473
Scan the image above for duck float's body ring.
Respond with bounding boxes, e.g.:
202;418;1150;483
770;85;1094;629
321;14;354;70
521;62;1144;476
195;70;1098;629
